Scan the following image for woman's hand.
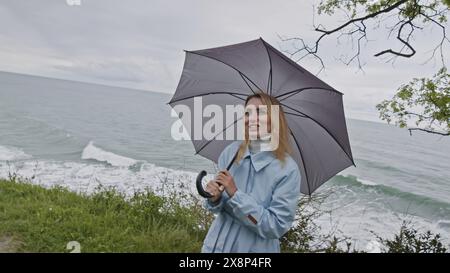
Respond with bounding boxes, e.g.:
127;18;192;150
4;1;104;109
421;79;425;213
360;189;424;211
205;180;223;204
215;170;238;197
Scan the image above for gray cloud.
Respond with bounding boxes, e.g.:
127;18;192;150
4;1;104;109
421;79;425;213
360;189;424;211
0;0;448;122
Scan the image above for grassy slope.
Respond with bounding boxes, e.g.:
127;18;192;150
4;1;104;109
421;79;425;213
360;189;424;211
0;179;207;252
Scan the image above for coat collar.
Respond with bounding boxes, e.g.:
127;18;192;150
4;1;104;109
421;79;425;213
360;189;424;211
241;146;276;172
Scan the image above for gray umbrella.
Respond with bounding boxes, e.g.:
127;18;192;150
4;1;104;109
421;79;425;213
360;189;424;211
169;37;355;195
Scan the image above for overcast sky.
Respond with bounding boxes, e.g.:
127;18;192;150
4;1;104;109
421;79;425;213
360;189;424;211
0;0;448;122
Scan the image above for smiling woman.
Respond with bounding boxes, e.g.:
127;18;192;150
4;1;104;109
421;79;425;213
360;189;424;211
201;92;301;253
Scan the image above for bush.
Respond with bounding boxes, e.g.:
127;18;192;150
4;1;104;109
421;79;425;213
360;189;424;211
374;221;447;253
281;190;357;253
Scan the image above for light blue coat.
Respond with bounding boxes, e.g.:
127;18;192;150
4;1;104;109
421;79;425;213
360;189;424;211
201;141;301;253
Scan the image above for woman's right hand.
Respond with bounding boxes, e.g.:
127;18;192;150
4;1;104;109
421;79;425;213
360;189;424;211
206;180;224;203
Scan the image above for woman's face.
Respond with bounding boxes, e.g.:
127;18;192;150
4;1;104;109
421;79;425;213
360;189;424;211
245;97;271;140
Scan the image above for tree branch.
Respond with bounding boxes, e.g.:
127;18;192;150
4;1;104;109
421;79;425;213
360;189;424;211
418;11;450;66
403;111;433;119
282;0;449;73
314;0;408;35
375;20;417;57
408;128;450;136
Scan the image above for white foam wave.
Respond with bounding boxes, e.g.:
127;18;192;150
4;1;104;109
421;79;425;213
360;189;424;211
0;158;213;207
365;240;383;253
339;172;379;186
358;178;378;186
0;145;32;161
81;141;137;167
437;220;450;229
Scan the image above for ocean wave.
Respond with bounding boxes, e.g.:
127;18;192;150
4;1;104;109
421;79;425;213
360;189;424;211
0;158;212;205
437;220;450;229
333;174;379;187
81;141;138;167
332;174;450;211
0;145;32;161
356;177;378;186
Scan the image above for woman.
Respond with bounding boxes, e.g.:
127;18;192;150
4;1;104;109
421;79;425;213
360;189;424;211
202;92;301;253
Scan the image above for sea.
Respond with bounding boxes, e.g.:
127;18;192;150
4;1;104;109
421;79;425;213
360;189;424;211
1;70;449;251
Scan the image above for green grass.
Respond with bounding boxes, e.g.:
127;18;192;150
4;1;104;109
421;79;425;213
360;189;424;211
1;177;446;253
0;178;209;252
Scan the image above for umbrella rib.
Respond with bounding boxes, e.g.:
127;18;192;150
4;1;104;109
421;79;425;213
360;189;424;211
168;91;249;104
283;104;355;166
190;93;246;156
289;129;311;196
269;72;272;95
283;111;307;118
229;93;247;101
276;87;343;102
260;39;273;95
238;72;257;94
195;116;244;156
261;39;306;75
186;51;262;94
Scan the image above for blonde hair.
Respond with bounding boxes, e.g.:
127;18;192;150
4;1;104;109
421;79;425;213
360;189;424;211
234;92;292;165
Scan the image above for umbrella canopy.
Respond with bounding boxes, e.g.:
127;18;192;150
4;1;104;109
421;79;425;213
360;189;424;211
169;37;355;195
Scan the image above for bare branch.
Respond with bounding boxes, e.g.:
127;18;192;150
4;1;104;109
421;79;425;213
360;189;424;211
314;1;408;35
374;20;417;57
277;34;326;75
404;111;433;119
408;128;450;136
281;0;409;72
418;11;450;67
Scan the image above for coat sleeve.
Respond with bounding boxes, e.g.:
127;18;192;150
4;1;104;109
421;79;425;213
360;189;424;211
204;194;227;213
225;166;301;239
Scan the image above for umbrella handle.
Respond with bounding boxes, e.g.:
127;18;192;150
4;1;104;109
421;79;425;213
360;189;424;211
196;170;213;198
196;149;238;198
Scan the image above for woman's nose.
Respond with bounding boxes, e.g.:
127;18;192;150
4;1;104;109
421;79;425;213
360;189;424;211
249;113;258;124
